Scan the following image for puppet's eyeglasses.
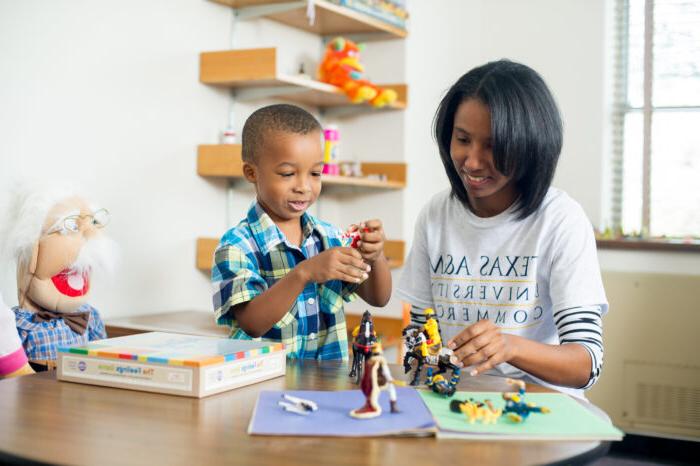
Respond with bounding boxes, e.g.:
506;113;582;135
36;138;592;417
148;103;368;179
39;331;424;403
46;208;110;235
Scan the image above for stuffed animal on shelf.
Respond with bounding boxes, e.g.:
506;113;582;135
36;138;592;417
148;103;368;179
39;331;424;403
318;36;398;107
1;184;117;371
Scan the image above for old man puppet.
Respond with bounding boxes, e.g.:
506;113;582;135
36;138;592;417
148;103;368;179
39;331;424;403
1;184;117;371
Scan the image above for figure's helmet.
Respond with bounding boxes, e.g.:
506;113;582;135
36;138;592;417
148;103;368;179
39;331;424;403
424;308;435;317
371;342;384;355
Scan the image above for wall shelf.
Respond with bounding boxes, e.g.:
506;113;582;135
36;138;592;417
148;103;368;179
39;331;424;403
198;144;407;189
197;236;405;271
210;0;407;40
200;48;407;110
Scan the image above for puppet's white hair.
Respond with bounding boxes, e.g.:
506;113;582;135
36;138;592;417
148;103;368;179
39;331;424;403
0;180;82;269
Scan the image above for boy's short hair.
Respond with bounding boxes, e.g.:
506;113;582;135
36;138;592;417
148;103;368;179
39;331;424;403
433;60;563;220
242;104;322;163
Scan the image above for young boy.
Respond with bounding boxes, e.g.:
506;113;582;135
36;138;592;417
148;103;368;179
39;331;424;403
212;104;392;360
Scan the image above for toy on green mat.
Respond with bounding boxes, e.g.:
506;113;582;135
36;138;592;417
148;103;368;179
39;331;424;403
425;366;460;397
449;398;502;425
502;378;550;423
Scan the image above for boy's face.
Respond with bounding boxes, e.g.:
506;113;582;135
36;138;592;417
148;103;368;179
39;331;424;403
244;130;324;225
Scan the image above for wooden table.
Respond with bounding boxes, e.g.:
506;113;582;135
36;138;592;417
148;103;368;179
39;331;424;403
0;361;607;466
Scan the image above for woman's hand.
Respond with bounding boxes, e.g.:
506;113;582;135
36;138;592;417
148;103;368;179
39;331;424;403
447;320;518;376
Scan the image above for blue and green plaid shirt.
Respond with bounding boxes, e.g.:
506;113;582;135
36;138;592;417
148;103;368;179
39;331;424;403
212;202;358;360
14;304;106;362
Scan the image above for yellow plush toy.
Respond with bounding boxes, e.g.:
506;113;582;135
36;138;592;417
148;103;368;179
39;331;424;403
318;36;397;107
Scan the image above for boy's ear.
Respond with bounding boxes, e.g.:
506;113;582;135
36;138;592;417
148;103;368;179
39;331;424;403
242;162;257;183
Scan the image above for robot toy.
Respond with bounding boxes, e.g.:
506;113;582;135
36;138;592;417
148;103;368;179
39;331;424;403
349;310;377;384
502;378;551;423
425;367;461;397
401;308;459;386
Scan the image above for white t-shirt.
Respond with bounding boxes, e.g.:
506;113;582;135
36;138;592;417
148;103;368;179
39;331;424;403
396;187;608;398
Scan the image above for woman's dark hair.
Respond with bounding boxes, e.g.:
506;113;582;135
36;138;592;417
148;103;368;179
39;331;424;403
433;59;563;219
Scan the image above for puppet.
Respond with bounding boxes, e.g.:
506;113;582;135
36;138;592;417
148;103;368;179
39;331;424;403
1;184;117;371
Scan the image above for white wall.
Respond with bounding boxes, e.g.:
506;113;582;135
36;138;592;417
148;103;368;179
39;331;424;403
403;0;700;278
0;0;231;316
0;0;408;318
1;0;697;321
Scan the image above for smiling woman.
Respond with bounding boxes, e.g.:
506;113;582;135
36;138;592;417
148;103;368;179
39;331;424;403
0;182;117;371
397;60;609;400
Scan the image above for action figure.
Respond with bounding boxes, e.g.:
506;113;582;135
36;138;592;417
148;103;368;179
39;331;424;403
450;398;502;425
349;342;399;419
502;378;551;423
402;308;459;386
349;310;377;384
425;366;461;397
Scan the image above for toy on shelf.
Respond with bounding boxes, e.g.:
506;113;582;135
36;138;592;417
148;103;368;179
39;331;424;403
449;398;503;425
425;366;460;397
401;308;459;386
3;184;117;371
349;342;400;419
348;310;377;383
318;36;398;108
322;125;340;175
502;378;550;423
278;393;318;416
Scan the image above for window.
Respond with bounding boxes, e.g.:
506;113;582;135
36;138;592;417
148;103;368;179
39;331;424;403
611;0;700;239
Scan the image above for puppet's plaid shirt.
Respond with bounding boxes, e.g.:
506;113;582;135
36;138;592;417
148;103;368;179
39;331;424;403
14;305;106;361
212;202;357;360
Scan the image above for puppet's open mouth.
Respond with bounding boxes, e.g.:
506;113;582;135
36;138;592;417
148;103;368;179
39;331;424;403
51;269;90;297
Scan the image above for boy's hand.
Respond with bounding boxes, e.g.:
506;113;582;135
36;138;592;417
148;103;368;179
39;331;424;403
446;320;517;376
297;247;370;284
348;219;385;264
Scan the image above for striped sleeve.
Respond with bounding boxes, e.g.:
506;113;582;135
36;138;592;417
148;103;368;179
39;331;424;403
553;305;604;389
410;305;427;325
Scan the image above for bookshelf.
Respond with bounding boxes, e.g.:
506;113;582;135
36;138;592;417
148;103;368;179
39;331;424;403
197;144;407;190
209;0;407;40
196;1;410;321
200;48;407;111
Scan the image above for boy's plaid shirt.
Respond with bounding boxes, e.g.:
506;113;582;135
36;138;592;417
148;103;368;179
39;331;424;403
212;202;358;360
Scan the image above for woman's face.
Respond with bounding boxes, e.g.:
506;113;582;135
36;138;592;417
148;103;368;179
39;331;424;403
449;98;518;217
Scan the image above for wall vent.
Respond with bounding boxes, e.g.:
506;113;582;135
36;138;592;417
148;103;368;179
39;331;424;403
623;360;700;436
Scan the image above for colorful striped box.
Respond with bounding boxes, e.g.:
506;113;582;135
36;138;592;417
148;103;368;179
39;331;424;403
57;332;286;398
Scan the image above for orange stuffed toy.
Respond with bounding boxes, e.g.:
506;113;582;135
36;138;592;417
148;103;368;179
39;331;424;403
318;37;397;108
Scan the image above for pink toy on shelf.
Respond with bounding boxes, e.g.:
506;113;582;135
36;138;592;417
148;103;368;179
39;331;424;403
322;125;340;175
